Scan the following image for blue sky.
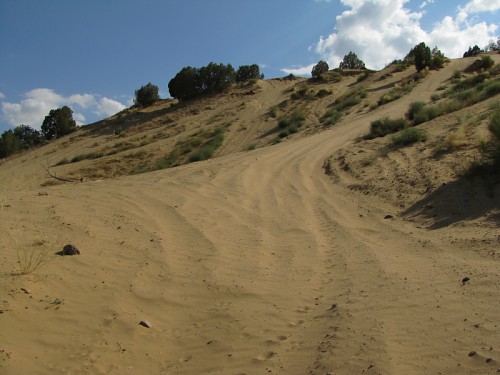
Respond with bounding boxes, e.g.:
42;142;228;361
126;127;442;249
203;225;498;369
0;0;498;133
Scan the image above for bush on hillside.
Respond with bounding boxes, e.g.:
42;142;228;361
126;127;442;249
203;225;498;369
312;60;329;79
430;47;447;69
367;117;409;139
480;55;495;70
0;130;20;158
413;42;432;72
391;127;427;146
134;82;160;107
463;45;482;58
13;125;43;149
339;52;365;70
481;109;500;164
236;64;262;83
41;106;77;140
168;63;235;100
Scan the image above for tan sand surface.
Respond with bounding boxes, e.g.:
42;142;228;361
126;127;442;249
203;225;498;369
0;57;499;374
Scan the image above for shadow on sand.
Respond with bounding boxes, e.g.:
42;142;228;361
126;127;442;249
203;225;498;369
402;172;500;230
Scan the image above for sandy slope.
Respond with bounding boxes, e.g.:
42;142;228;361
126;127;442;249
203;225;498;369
1;58;499;375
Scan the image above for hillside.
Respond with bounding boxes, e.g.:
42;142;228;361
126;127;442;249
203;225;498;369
0;55;499;375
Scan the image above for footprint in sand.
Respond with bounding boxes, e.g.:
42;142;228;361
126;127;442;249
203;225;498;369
288;319;305;328
265;335;288;346
178;355;192;363
253;351;277;362
296;306;311;314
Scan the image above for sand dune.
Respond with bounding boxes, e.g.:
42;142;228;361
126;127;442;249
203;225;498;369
1;57;499;374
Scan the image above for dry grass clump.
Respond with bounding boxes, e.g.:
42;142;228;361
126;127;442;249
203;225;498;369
15;238;53;275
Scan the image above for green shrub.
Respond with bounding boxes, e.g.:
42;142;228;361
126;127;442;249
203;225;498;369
368;117;409;139
278;130;290;138
480;109;500;165
312;60;329;79
391;128;427;146
188;128;225;163
407;101;426;120
277;109;306;135
269;106;280;118
323;109;342;125
481;55;495;70
378;84;414;106
235;64;262;83
134;83;160;107
488;109;500;143
278;117;291;129
291;88;311;100
316;89;331;98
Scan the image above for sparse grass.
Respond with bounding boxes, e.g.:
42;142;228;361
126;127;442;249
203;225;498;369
431;93;441;102
124;150;147;159
329;88;367;114
55;157;70;166
322;109;342;126
16;238;53;275
316;89;332;98
188;127;225;162
269;106;280;118
408;76;500;125
277;109;307;136
70;151;104;163
480;108;500;165
291;87;315;100
377;84;415;106
391;127;427;146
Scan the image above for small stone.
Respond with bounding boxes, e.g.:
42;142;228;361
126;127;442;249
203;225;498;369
21;288;30;294
139;320;152;328
468;351;477;357
486;357;492;363
462;277;470;284
384;215;394;219
327;303;337;311
63;244;80;256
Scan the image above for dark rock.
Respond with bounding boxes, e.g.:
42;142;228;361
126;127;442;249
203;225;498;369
384;214;394;219
486;357;492;363
468;351;477;357
462;277;470;284
21;288;30;294
327;303;337;311
63;244;80;256
139;320;152;328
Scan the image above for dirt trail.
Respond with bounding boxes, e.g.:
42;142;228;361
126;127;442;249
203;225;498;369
1;58;499;374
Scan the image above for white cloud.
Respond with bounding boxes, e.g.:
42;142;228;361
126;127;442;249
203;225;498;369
283;0;498;74
93;97;126;117
0;92;5;100
464;0;500;13
1;88;127;129
68;93;96;108
282;63;316;76
420;0;434;9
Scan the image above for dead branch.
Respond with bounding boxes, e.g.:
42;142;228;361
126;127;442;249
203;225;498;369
42;164;82;183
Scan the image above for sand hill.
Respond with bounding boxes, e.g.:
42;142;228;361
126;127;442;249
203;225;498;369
0;55;499;375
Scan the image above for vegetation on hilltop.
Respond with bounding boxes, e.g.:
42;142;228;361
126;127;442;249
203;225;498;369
134;82;160;107
168;63;235;101
339;51;365;70
1;41;499;185
312;60;330;80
